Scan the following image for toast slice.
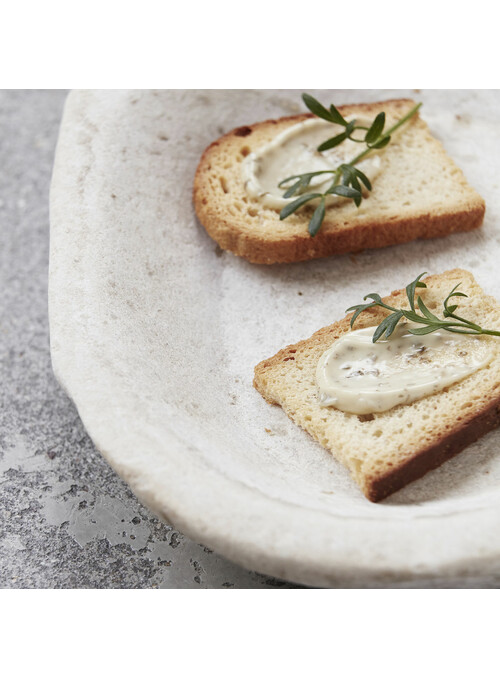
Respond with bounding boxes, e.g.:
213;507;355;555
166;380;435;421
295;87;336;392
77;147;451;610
253;270;500;501
193;99;485;264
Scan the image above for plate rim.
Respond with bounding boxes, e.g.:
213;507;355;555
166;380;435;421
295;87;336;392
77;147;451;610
49;89;500;587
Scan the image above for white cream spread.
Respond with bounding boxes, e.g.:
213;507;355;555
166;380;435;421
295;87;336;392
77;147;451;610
316;323;493;415
241;118;382;210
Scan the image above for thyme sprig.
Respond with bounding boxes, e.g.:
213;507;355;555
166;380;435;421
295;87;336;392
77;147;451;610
279;94;422;237
346;273;500;343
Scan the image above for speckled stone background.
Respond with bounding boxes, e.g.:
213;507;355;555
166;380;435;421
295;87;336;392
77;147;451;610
0;89;300;588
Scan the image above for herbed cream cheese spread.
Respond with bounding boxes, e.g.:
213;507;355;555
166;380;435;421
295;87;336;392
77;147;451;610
241;118;382;210
316;323;493;415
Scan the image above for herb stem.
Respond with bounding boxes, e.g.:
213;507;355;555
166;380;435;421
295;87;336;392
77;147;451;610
346;273;500;343
474;329;500;337
384;102;423;137
278;95;422;236
349;102;423;166
444;312;482;330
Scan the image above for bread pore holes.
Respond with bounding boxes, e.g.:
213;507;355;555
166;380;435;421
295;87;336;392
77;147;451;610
219;177;229;194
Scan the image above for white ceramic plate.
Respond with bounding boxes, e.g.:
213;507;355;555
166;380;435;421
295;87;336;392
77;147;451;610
50;89;500;587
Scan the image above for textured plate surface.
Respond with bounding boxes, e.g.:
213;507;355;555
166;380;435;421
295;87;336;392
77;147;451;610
50;89;500;587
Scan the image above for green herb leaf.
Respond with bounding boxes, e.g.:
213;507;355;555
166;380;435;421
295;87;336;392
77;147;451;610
279;171;328;189
279;95;422;235
302;94;335;123
407;325;440;336
329;103;348;127
354;167;372;191
370;135;391;149
443;284;468;316
350;174;362;193
344;120;356;137
328;185;362;205
365;112;385;144
372;311;404;342
406;272;428;311
401;309;429;324
279;193;321;220
317;132;347;152
308;198;326;237
363;293;382;303
417;296;440;322
346;301;378;328
283;179;303;199
346;273;500;342
339;164;353;183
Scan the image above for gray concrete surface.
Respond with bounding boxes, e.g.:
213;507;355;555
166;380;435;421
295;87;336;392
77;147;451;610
0;90;299;588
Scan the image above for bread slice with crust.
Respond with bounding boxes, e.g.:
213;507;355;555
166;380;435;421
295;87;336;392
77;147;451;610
193;99;485;264
253;270;500;501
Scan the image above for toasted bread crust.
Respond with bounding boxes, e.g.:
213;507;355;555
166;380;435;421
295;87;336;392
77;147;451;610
194;100;485;264
366;399;500;501
196;206;484;265
254;270;500;501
